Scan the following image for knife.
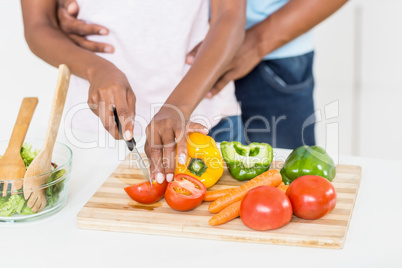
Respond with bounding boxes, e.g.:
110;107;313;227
113;108;152;187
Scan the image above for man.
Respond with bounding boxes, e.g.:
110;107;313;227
56;0;348;149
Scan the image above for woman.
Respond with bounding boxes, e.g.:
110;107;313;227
21;0;246;183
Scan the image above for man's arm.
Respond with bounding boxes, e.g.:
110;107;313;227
252;0;349;59
195;0;349;97
21;0;135;140
21;0;107;80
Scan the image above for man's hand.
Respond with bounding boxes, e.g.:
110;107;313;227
57;0;114;53
186;29;262;99
187;0;348;99
145;106;208;184
87;63;136;140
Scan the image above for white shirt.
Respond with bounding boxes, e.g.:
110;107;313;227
65;0;240;137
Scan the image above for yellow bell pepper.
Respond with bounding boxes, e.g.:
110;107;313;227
175;133;224;188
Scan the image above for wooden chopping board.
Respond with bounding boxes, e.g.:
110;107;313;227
77;154;361;249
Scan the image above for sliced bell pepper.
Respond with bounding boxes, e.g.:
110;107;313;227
175;133;224;188
280;145;336;185
220;141;273;181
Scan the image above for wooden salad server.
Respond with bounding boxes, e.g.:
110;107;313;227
0;97;38;197
23;64;71;213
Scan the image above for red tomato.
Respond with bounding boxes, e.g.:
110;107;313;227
240;186;293;231
165;174;206;211
286;175;337;220
124;180;167;204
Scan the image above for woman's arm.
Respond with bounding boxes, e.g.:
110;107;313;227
145;0;246;184
164;0;246;116
21;0;135;141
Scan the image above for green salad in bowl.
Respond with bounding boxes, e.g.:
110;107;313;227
0;140;72;222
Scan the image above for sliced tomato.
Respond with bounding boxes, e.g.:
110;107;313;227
165;174;206;211
124;180;167;204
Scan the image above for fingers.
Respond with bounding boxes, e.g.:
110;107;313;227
67;1;79;15
126;88;136;137
67;20;109;37
145;129;165;184
94;87;120;139
88;88;119;139
114;89;134;141
98;99;120;139
58;0;79;16
206;72;233;99
187;122;209;134
127;89;136;125
175;128;188;168
60;14;109;36
161;129;176;183
69;35;114;53
144;118;208;185
58;1;110;38
174;122;207;168
87;91;99;116
90;83;133;141
185;42;202;65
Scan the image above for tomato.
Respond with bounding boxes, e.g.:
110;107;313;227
286;175;337;220
240;186;293;231
124;180;167;204
165;174;206;211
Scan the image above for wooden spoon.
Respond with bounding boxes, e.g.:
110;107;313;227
0;97;38;196
24;64;71;213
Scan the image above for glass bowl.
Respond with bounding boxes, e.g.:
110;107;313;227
0;139;72;223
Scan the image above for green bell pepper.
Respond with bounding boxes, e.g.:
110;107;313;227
220;141;273;181
280;145;336;185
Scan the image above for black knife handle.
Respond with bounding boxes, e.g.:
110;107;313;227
113;108;136;150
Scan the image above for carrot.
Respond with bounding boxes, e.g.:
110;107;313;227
277;184;289;193
208;169;282;213
205;174;285;202
208;201;241;226
204;187;236;201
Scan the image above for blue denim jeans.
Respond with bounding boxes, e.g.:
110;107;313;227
235;51;316;149
209;115;246;143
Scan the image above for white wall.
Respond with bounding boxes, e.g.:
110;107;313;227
359;1;402;159
314;0;402;160
0;0;58;140
1;0;401;159
314;1;356;157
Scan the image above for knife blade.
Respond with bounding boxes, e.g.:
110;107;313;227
113;108;152;187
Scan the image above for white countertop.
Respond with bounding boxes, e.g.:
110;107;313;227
1;125;401;268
